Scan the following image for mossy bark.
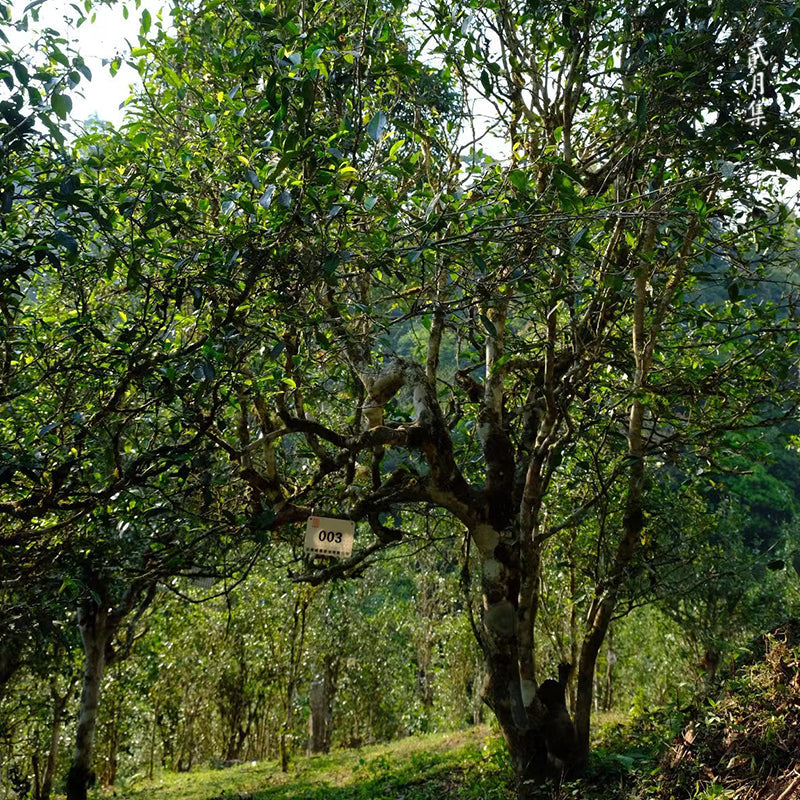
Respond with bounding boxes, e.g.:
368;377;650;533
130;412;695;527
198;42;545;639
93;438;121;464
66;598;109;800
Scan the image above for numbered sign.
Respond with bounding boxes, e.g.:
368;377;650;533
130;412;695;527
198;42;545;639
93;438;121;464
304;516;355;559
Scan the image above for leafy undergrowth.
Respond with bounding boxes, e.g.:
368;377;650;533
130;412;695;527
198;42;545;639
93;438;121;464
88;726;514;800
83;715;672;800
84;632;800;800
86;717;667;800
649;623;800;800
520;711;676;800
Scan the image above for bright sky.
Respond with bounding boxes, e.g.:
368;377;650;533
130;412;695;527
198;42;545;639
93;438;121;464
9;0;159;125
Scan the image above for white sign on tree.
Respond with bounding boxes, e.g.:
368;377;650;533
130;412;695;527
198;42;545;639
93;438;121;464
304;516;355;558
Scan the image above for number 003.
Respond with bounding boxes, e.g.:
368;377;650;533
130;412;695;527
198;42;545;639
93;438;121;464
317;530;343;544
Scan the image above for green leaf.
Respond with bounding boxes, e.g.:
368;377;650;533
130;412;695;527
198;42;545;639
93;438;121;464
140;7;151;35
12;62;29;86
367;111;388;142
259;185;276;208
508;170;527;191
50;92;72;120
323;253;339;277
479;313;497;337
191;362;215;382
269;341;285;361
204;113;217;130
265;73;279;111
389;139;405;159
52;230;78;255
59;175;80;197
773;158;798;179
270;152;293;181
635;92;648;128
162;65;181;87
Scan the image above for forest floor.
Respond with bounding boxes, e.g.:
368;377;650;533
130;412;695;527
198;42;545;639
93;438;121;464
650;623;800;800
87;725;515;800
84;629;800;800
82;714;662;800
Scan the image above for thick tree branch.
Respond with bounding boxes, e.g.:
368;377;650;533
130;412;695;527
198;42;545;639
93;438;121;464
290;540;396;585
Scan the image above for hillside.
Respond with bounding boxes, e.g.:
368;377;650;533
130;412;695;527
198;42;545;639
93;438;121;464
35;625;795;800
83;727;511;800
653;623;800;800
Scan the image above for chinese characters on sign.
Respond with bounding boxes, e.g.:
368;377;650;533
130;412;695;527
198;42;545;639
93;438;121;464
746;40;768;127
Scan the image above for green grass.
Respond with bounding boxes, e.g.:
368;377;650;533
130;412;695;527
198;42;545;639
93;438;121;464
81;659;800;800
89;727;513;800
78;713;676;800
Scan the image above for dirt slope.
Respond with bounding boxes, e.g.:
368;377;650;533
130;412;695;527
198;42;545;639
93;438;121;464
656;623;800;800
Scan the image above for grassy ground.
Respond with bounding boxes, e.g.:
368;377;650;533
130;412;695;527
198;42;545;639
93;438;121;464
84;715;665;800
70;635;800;800
89;726;514;800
